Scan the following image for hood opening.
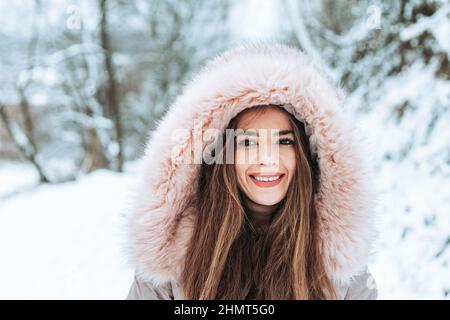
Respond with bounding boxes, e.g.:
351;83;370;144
123;42;378;288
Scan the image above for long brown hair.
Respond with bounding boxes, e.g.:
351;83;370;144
180;105;337;299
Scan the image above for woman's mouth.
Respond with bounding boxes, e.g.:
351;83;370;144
249;173;285;188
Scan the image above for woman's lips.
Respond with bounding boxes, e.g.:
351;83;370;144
249;173;285;188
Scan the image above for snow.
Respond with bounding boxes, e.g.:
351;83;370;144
346;58;450;299
0;163;39;199
229;0;280;41
400;3;450;53
369;160;450;299
0;164;135;299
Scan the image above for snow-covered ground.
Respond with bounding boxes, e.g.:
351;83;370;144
0;163;135;299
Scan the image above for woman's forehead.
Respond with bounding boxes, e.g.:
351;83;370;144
236;106;292;130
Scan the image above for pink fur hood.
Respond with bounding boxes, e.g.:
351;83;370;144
124;42;378;288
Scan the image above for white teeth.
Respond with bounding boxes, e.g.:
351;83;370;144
254;175;280;182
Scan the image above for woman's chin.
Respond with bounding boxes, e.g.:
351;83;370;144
250;195;284;207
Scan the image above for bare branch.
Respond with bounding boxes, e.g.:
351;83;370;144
0;105;49;183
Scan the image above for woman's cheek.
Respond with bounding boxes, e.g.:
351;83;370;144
281;148;297;174
235;148;258;165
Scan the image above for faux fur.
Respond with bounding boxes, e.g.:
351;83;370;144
123;41;378;289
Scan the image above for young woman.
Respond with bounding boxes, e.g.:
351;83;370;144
124;42;378;300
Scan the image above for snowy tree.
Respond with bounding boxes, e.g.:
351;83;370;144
0;0;231;179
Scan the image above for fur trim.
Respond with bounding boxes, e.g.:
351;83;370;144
123;41;378;288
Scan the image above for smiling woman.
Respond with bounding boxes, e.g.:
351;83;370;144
124;42;378;300
231;106;305;215
179;103;334;299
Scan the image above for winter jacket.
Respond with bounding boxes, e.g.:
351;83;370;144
124;42;379;300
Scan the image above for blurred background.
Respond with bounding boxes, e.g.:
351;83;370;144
0;0;449;299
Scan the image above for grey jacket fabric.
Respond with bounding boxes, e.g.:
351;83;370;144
126;267;377;300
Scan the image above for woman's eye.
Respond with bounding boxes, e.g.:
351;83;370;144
238;139;257;147
279;138;294;145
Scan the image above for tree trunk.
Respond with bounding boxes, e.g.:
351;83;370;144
99;0;124;172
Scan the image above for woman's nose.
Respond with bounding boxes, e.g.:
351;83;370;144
258;142;279;165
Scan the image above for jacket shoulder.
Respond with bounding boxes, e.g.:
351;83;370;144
126;275;174;300
342;266;378;300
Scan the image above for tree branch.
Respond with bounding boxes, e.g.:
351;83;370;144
0;105;49;183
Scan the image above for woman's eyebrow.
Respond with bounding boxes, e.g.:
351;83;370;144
276;130;294;136
236;129;293;136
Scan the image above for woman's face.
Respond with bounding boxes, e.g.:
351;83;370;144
234;107;297;207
